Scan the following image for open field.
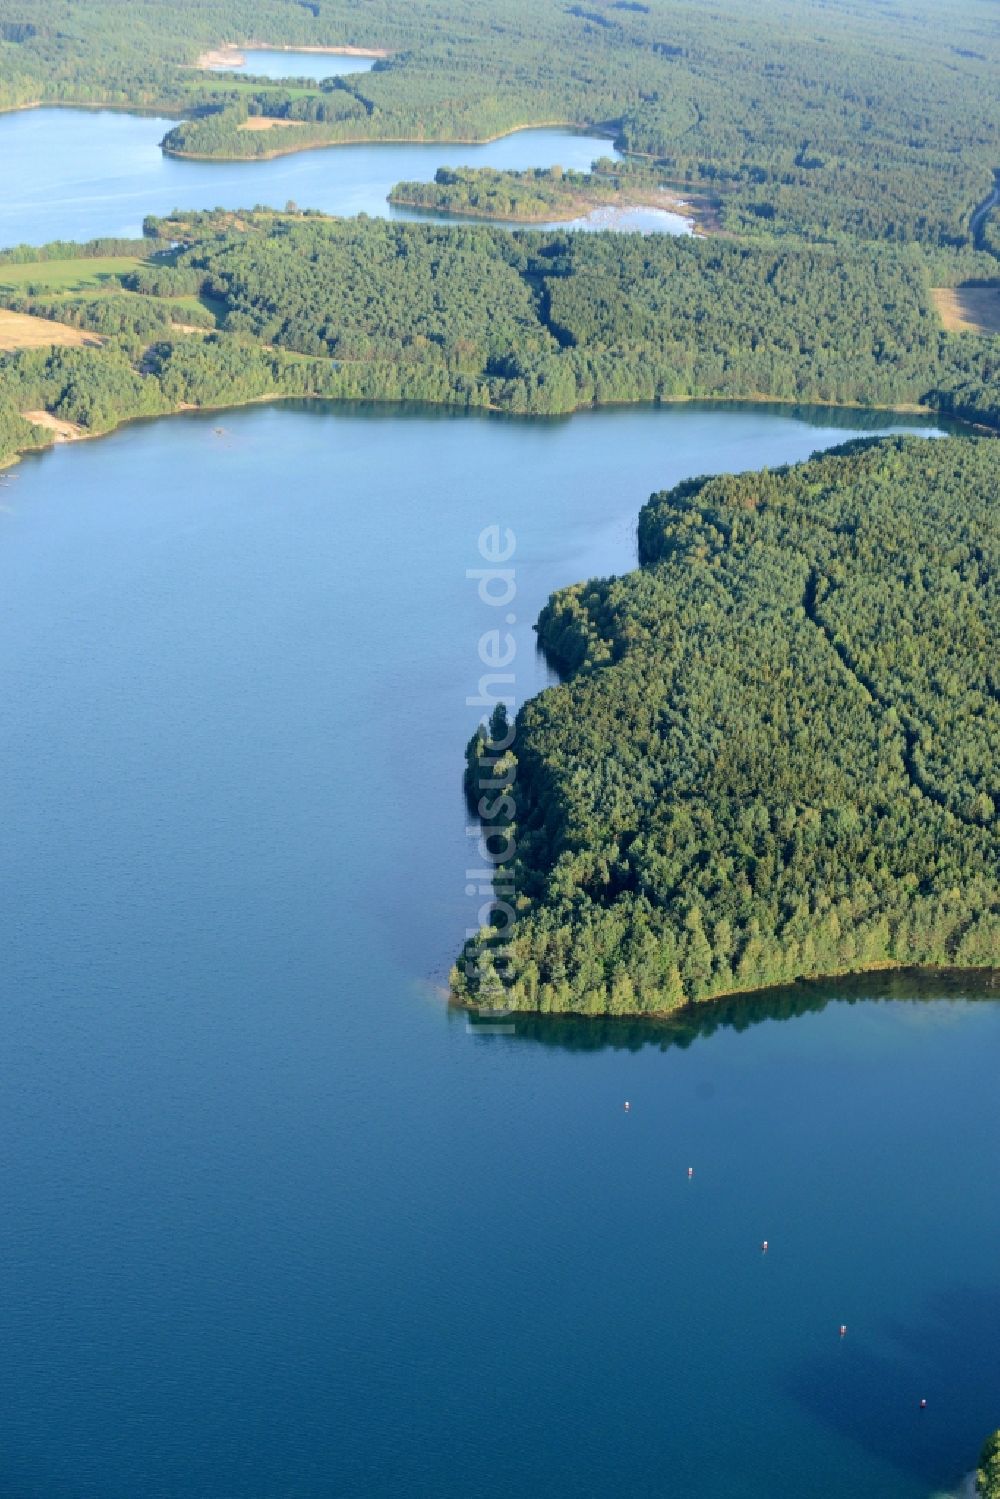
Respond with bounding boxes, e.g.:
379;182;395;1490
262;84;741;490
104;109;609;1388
239;116;303;132
183;78;319;99
931;285;1000;335
0;257;147;294
0;309;101;351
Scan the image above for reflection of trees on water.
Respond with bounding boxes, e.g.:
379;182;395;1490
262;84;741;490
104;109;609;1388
469;969;998;1054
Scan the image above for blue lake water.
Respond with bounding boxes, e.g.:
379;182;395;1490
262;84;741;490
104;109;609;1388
203;47;378;81
0;110;629;245
1;399;996;1499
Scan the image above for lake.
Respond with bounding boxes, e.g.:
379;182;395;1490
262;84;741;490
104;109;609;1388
202;47;378;81
1;398;996;1499
0;110;640;246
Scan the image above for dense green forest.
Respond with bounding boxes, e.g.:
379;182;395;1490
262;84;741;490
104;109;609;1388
981;1432;1000;1499
121;214;1000;424
387;164;675;223
453;438;999;1014
1;0;998;250
1;213;998;476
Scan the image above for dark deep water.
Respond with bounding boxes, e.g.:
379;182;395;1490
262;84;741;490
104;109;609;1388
0;401;996;1499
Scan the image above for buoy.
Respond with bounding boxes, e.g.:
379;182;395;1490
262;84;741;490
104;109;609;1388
761;1240;769;1254
919;1398;927;1410
687;1167;694;1179
839;1325;847;1338
624;1101;631;1113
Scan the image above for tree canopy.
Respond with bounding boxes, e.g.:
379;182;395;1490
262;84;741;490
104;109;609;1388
454;437;999;1014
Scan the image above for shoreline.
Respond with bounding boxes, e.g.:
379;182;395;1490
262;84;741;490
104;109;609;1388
1;98;626;169
161;120;615;163
2;383;985;479
0;99;185;120
451;961;1000;1022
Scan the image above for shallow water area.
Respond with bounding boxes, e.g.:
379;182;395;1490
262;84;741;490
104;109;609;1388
1;397;995;1499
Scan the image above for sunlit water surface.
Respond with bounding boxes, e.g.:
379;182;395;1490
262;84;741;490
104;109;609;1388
0;110;649;244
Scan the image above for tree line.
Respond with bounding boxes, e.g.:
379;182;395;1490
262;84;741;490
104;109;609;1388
2;213;997;476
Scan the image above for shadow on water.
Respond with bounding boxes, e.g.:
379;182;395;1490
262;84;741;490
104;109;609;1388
464;970;999;1053
784;1284;1000;1489
288;396;975;436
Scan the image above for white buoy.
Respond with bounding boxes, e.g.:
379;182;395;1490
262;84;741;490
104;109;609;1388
761;1240;769;1254
687;1167;694;1179
624;1101;631;1113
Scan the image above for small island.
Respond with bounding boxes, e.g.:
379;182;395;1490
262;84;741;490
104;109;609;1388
387;163;695;227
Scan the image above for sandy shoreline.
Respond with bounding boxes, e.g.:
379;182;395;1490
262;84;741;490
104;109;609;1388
197;42;388;70
22;410;87;441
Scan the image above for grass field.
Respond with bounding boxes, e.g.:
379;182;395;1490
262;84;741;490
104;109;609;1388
0;257;147;295
179;76;320;101
239;116;304;132
931;285;1000;335
0;309;101;351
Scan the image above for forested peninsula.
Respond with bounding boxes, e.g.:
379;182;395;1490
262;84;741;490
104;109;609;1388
454;438;999;1015
1;0;998;253
2;211;998;476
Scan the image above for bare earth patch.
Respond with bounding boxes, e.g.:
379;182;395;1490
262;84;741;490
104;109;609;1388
22;410;86;441
238;116;304;132
0;309;101;352
931;285;1000;335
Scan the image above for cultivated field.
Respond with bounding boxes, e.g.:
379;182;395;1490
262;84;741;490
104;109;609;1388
239;117;304;131
931;285;1000;335
0;257;146;295
0;309;101;351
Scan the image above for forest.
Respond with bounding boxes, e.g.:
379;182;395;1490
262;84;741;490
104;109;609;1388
0;0;998;252
1;212;998;477
453;438;999;1014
